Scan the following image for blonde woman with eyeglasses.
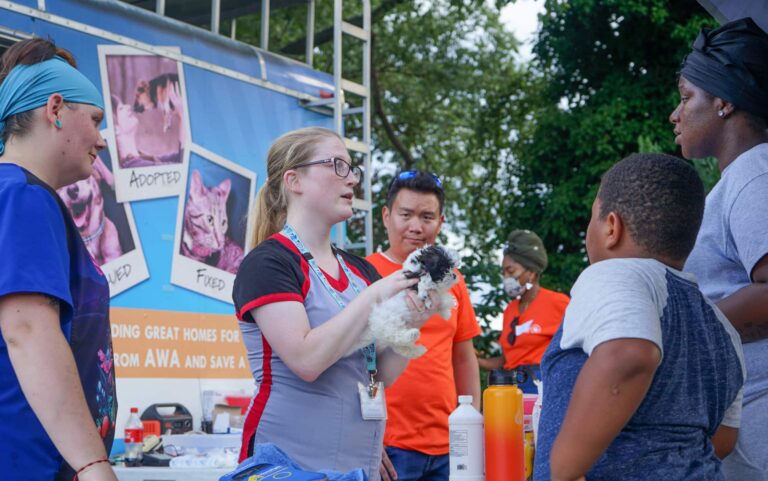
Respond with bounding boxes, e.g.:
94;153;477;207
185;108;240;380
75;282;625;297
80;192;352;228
232;127;442;479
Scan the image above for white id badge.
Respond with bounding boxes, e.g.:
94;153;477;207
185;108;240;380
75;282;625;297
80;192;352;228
358;382;387;420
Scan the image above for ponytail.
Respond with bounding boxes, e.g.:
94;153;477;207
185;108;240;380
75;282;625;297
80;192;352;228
249;176;287;249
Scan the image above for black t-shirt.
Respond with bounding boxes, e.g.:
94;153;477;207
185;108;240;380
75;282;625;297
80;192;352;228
233;233;381;322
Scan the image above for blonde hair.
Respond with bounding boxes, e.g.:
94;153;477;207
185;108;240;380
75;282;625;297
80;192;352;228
249;127;342;249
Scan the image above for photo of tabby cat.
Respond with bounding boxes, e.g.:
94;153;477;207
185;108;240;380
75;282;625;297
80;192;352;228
180;169;244;274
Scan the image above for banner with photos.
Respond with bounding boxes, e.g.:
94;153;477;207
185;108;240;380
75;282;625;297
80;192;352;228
98;45;191;202
171;144;256;304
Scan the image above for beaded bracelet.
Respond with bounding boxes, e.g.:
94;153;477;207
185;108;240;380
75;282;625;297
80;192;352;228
72;458;110;481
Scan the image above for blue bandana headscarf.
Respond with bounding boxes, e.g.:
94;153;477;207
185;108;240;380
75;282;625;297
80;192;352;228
0;55;104;155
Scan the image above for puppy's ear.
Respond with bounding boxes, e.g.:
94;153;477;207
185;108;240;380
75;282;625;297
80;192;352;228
441;246;461;268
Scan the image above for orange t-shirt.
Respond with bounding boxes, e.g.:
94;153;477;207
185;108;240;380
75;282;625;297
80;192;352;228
500;287;569;369
366;252;481;455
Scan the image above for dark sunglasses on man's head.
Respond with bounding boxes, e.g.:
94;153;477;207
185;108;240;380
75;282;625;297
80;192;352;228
389;170;443;189
294;157;363;181
507;315;520;346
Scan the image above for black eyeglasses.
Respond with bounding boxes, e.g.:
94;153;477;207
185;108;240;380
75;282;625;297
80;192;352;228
294;157;363;181
390;170;442;188
507;315;520;346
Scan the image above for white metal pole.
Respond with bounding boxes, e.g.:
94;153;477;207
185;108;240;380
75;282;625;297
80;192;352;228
333;0;345;247
156;0;165;15
333;0;343;135
363;0;373;254
261;0;270;50
211;0;221;33
305;0;315;66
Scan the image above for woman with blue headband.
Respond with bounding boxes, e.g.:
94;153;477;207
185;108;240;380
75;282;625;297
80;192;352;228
0;39;117;481
671;18;768;480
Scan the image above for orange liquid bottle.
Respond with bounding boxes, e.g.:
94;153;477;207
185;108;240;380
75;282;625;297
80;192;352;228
483;370;524;481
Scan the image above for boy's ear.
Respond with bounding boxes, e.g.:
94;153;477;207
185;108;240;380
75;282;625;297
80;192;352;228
605;211;624;250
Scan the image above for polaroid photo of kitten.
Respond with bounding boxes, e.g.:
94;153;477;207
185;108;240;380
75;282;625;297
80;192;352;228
170;144;256;303
98;45;191;202
56;129;150;297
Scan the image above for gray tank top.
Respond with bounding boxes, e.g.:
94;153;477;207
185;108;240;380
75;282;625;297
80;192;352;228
234;234;383;479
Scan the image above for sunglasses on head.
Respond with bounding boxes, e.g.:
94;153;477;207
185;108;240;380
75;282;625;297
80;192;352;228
389;170;443;189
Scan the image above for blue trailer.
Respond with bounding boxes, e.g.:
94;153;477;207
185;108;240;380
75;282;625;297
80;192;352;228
0;0;372;439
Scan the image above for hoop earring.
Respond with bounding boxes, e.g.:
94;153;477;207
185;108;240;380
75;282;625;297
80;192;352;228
54;119;62;129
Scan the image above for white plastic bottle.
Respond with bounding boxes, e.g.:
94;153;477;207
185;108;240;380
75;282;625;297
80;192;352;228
532;380;543;447
449;395;484;481
124;407;144;467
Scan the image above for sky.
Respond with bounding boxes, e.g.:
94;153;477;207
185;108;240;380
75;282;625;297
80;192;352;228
499;0;545;61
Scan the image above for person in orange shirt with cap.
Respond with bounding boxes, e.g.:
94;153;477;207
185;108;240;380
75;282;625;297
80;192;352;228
477;229;569;393
368;170;481;481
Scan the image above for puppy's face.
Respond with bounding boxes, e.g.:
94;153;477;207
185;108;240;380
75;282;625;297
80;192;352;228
133;80;152;113
404;245;461;289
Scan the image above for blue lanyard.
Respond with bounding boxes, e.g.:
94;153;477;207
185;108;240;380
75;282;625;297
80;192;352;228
281;225;377;376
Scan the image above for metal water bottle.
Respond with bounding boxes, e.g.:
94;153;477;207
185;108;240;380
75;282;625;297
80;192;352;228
483;370;524;481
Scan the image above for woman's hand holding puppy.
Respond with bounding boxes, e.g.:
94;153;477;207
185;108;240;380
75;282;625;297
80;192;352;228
404;289;444;328
364;269;419;304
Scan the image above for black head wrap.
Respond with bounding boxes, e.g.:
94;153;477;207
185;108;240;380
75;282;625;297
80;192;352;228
680;17;768;121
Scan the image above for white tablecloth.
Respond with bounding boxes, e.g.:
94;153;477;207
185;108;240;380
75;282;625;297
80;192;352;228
113;466;230;481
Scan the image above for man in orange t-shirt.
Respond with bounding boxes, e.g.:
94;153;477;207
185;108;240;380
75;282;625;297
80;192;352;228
368;170;481;481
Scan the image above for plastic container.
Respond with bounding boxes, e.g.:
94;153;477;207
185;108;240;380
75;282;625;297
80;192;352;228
225;395;252;415
523;394;538;416
161;433;241;455
532;380;543;447
483;370;524;481
124;407;144;467
448;395;484;481
524;430;534;481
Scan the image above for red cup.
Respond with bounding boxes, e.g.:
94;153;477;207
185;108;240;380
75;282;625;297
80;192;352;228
523;394;538;416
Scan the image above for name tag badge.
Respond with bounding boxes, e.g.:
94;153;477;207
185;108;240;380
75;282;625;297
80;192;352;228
358;381;387;420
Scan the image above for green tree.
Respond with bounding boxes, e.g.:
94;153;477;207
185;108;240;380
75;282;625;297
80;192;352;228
462;1;722;358
465;0;716;302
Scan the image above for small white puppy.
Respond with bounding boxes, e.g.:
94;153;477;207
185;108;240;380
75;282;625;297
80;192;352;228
351;245;461;359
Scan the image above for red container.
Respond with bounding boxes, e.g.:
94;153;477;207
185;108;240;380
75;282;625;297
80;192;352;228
142;420;161;437
225;396;251;415
523;394;538;416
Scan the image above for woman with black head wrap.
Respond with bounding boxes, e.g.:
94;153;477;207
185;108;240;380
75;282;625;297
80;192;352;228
671;17;768;480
